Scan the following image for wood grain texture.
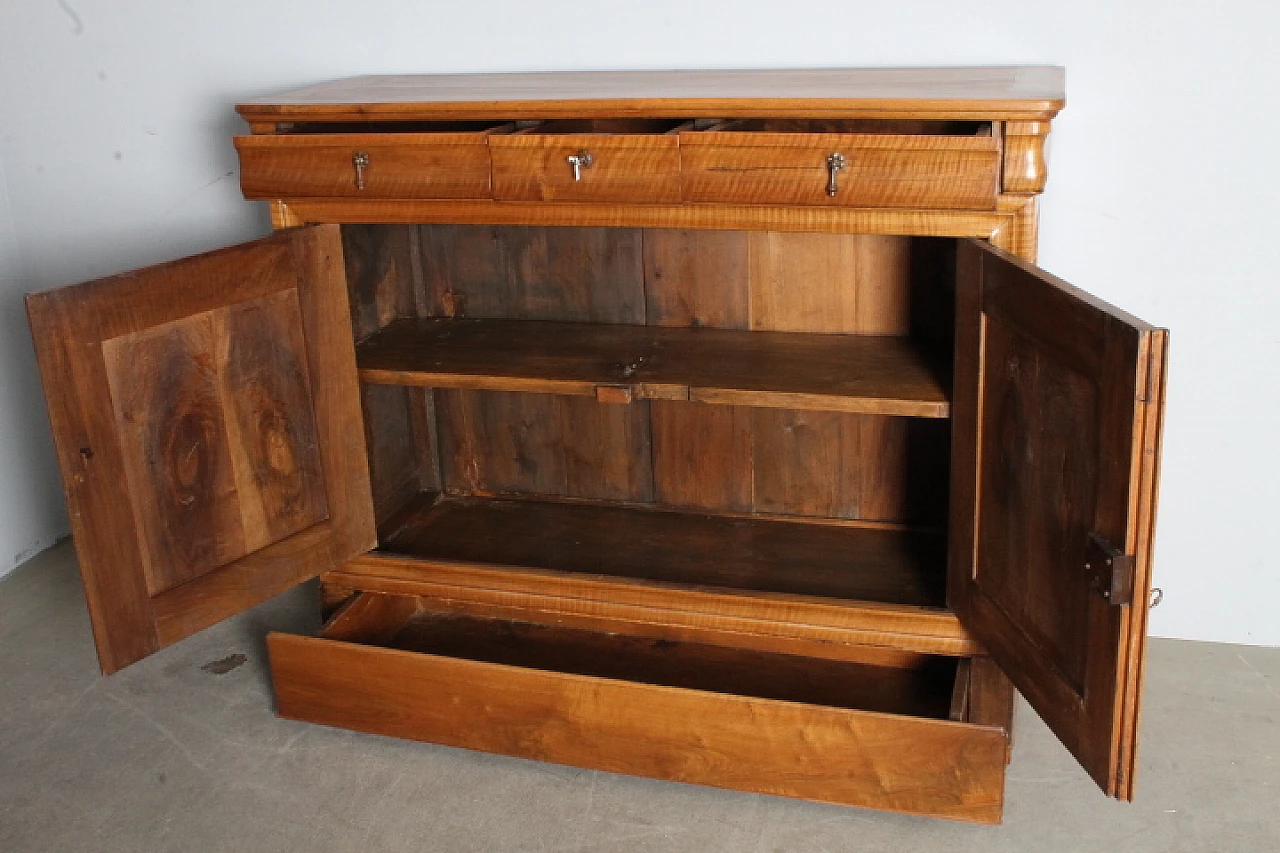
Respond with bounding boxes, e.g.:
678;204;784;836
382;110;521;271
682;130;999;211
331;604;961;719
333;549;979;658
236;132;496;200
435;391;654;502
948;239;1166;798
341;225;438;523
278;198;1016;238
747;232;911;333
1000;122;1050;194
357;319;951;418
643;229;750;329
490;133;681;203
330;591;952;669
237;66;1065;123
651;401;753;511
379;493;947;608
26;227;375;673
418;225;646;323
268;626;1006;823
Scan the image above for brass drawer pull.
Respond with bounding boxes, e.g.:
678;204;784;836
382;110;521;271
826;152;847;197
566;150;594;182
352;151;370;190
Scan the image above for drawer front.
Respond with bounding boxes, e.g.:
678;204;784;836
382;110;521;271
490;135;682;203
269;620;1007;822
236;133;493;199
681;133;1001;210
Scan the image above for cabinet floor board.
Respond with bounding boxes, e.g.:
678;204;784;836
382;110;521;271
379;492;948;608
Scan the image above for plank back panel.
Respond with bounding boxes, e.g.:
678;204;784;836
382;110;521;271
436;390;654;502
402;226;952;524
418;225;646;322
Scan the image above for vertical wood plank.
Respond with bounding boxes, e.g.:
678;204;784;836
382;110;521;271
643;230;749;328
751;409;861;518
562;398;654;501
361;384;428;523
341;225;423;339
420;225;645;323
437;391;568;495
651;401;753;511
747;233;911;334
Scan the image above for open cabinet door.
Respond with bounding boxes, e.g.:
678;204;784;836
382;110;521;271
949;240;1167;800
27;226;375;675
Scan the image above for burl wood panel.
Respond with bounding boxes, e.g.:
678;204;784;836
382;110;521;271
27;226;375;674
949;240;1167;799
268;627;1007;823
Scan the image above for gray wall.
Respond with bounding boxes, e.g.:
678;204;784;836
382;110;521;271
1;1;1276;645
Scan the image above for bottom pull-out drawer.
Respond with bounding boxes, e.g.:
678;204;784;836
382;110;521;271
268;593;1008;823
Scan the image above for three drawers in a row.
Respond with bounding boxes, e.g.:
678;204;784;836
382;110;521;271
236;118;1002;210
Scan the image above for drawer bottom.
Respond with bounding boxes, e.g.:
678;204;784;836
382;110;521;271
268;593;1008;823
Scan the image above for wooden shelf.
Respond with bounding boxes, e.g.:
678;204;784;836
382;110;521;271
377;493;948;609
357;318;951;417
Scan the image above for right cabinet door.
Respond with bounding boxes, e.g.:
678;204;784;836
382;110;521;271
949;239;1168;800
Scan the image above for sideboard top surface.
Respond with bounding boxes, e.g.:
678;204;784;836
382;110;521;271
237;67;1065;123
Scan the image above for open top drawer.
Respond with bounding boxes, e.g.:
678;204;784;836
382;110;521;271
680;119;1001;210
489;118;687;202
269;591;1010;823
235;121;513;199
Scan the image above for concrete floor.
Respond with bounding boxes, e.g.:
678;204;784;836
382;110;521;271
0;542;1275;852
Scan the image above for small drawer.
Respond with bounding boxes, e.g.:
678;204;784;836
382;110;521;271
680;119;1000;210
489;119;684;203
235;122;510;199
268;592;1008;823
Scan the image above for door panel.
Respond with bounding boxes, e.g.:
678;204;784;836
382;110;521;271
28;226;375;674
949;239;1167;799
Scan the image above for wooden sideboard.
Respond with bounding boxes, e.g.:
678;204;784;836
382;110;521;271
26;68;1167;824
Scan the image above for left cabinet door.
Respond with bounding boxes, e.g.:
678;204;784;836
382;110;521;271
27;226;376;674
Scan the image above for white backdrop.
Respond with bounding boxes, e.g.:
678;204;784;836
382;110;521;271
1;1;1276;645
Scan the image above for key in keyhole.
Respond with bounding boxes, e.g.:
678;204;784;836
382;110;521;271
826;152;847;197
352;151;370;190
566;150;594;182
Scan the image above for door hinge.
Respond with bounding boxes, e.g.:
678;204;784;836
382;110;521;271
1084;532;1135;606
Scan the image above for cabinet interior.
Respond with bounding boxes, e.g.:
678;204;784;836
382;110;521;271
342;224;959;613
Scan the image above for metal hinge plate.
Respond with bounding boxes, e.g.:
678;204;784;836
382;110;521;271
1084;532;1135;606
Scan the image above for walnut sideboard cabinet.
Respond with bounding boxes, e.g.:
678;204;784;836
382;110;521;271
27;68;1167;824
